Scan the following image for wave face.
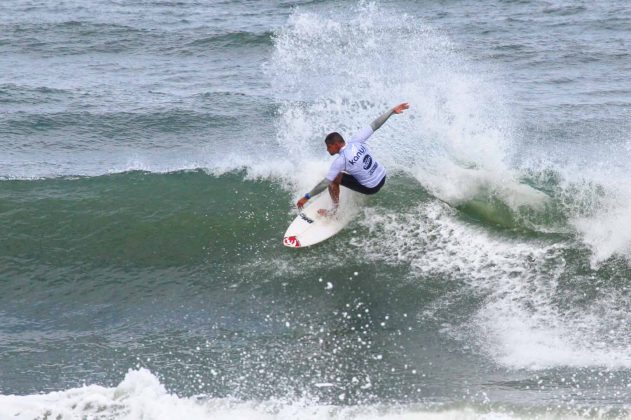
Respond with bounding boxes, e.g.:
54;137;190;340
3;0;631;418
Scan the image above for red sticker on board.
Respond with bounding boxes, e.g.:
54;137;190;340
283;236;301;247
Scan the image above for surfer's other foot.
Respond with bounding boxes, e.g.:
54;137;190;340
317;208;337;217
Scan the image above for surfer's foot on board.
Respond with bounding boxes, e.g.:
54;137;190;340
317;208;336;217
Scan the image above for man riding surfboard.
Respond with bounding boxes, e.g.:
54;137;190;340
296;102;410;214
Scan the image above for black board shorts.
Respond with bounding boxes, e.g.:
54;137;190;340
340;174;386;195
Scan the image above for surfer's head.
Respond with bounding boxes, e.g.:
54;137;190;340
325;132;345;155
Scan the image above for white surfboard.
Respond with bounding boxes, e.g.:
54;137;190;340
283;189;361;248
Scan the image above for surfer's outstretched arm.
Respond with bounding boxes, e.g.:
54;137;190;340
370;102;410;131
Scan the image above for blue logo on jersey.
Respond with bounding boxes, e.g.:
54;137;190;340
348;145;367;166
362;154;373;170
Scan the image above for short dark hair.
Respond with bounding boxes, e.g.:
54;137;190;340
325;132;345;145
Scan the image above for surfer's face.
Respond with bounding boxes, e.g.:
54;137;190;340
326;141;344;155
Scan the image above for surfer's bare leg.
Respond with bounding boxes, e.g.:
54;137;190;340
329;173;342;206
318;173;342;216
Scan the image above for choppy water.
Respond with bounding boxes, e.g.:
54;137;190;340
2;1;631;418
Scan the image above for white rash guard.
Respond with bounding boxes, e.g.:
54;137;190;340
325;126;386;188
305;107;396;198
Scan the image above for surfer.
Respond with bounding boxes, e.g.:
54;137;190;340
296;102;410;214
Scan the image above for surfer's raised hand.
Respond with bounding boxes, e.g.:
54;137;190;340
371;103;410;131
393;102;409;114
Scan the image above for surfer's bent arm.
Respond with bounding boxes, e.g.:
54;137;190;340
296;177;331;209
305;159;343;199
306;178;330;197
296;159;344;209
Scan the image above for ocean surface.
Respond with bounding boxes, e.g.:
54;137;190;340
2;0;631;418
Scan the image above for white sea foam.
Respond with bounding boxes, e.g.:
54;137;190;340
268;3;550;209
569;181;631;266
264;3;631;369
353;202;631;370
269;4;631;367
0;368;594;420
269;3;631;265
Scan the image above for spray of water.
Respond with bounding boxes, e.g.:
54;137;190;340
267;3;631;369
268;2;548;212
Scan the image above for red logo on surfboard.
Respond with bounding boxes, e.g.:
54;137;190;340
283;236;301;247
